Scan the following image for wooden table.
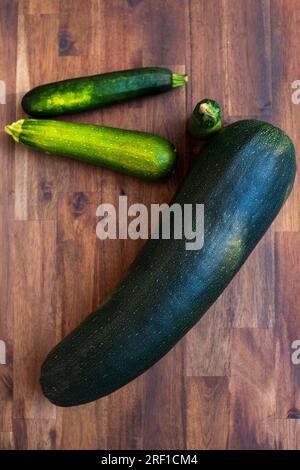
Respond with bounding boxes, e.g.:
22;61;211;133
0;0;300;450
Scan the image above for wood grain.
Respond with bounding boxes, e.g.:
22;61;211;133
186;377;230;449
228;328;275;449
0;0;17;440
271;0;300;231
274;233;300;419
0;0;299;449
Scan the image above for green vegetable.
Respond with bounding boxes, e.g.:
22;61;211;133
40;120;296;407
4;119;177;180
188;99;222;139
21;67;188;118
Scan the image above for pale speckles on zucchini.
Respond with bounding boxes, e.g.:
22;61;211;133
46;87;94;111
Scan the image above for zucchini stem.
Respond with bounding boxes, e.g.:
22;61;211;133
188;99;222;140
171;73;188;88
199;102;216;120
4;119;24;143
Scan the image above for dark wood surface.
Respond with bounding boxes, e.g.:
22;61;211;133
0;0;300;450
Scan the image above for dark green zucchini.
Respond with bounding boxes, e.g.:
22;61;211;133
40;120;296;407
4;119;177;180
21;67;188;117
188;98;222;139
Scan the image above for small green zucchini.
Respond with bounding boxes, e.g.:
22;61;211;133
188;99;222;139
4;119;177;179
39;119;295;406
21;67;188;117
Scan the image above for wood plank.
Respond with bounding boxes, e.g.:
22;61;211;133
59;0;95;56
273;419;300;450
15;12;32;221
0;432;15;450
186;376;230;449
189;0;228;115
274;233;300;418
18;0;60;15
56;406;98;449
55;191;102;449
228;328;275;449
141;0;188;67
222;0;272;118
12;221;57;420
100;379;144;450
231;232;275;328
15;12;61;221
0;400;13;432
185;297;232;377
55;192;99;448
0;0;18;438
13;418;56;450
190;0;272;118
141;343;186;450
271;0;300;231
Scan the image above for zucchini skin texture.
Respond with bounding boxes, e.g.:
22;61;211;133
21;67;187;117
5;119;176;180
40;120;296;407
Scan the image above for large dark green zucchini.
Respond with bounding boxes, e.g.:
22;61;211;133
21;67;188;117
4;119;176;180
40;120;296;407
